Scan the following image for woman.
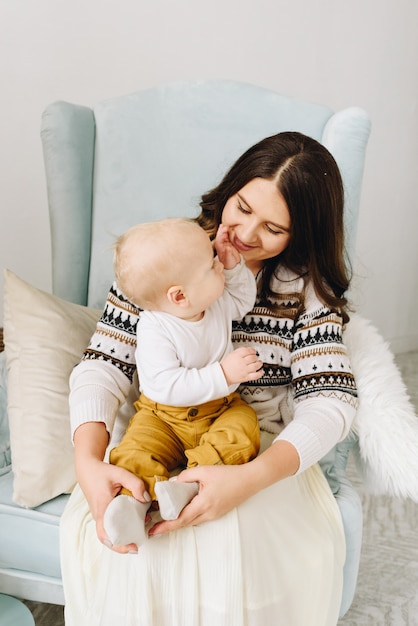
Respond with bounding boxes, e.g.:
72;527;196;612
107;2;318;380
64;131;358;625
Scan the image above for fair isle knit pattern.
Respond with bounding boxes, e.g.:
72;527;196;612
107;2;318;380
292;309;357;403
232;290;358;410
82;283;139;382
82;276;358;419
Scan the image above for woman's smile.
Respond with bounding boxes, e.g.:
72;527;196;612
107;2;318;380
231;233;257;252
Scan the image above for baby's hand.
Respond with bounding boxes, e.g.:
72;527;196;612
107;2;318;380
221;347;264;385
214;224;241;270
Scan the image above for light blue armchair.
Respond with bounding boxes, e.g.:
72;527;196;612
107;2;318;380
0;80;371;616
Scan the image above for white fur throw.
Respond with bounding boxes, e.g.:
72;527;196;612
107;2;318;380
344;313;418;501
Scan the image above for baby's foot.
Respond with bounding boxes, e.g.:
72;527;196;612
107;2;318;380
155;480;199;520
103;494;150;547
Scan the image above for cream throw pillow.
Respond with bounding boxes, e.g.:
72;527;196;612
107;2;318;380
3;269;101;508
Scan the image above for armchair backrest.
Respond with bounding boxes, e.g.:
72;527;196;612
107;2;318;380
41;80;371;309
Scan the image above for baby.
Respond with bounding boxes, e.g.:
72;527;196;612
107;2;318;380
104;218;263;547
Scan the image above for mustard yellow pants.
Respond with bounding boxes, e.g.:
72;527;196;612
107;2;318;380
109;392;260;499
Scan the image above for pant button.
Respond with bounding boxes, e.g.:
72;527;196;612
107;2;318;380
188;407;198;417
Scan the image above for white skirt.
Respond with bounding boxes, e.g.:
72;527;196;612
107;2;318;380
61;465;345;626
61;462;345;626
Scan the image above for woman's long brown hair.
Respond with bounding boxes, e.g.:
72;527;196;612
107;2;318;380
196;132;352;323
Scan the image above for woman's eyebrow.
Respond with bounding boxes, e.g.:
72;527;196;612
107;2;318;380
237;192;290;232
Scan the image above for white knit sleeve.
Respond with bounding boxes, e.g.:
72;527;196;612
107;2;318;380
273;397;356;473
68;282;140;441
69;359;131;441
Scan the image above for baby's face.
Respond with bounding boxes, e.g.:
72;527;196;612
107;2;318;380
182;231;226;316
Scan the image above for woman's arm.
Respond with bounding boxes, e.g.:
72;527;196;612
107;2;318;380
69;282;140;438
281;298;358;473
69;284;145;552
69;360;131;439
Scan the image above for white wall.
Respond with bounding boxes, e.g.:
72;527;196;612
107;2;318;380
1;0;417;352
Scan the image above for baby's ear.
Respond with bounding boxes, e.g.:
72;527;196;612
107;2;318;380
166;285;189;307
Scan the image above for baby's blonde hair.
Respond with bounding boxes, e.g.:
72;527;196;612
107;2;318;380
114;218;208;309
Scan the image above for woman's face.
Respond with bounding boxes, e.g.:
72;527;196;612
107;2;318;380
222;177;291;274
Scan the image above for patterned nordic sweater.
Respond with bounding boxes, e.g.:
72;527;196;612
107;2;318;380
69;267;358;473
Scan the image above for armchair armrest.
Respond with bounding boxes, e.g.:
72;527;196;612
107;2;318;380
0;336;11;470
319;432;363;618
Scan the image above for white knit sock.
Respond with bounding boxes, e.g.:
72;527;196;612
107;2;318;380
103;494;150;547
155;480;199;520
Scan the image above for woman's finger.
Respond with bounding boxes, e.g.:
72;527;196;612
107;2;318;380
149;495;206;536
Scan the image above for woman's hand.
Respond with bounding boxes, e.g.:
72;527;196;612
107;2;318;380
149;463;255;536
148;440;300;537
74;422;149;554
78;456;150;554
